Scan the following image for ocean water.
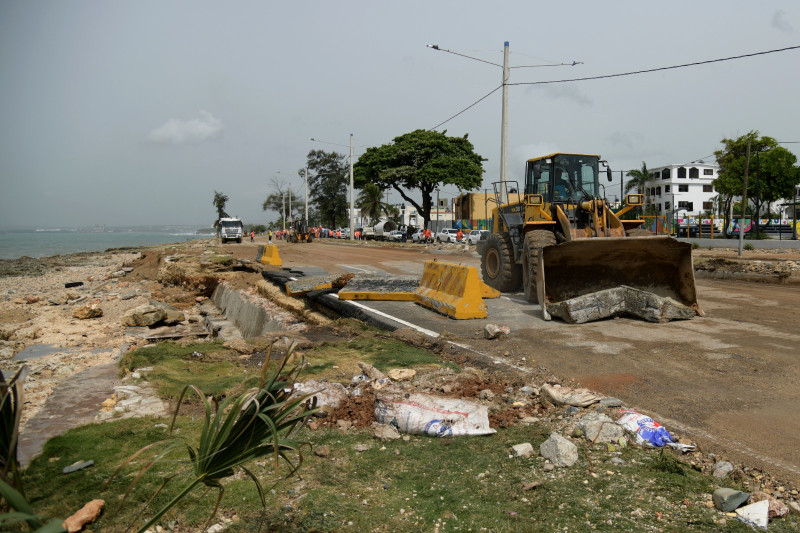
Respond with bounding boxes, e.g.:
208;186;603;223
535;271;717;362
0;230;214;260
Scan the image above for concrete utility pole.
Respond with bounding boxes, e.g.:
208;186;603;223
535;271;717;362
289;185;292;224
305;167;309;225
281;192;286;231
349;134;355;241
738;141;751;257
499;41;510;205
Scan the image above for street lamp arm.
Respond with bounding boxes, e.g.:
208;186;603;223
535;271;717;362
425;44;502;68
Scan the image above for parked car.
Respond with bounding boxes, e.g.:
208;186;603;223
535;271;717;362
411;229;425;243
467;229;490;245
386;230;404;242
436;228;460;243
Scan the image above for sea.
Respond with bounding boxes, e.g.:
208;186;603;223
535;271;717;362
0;227;215;260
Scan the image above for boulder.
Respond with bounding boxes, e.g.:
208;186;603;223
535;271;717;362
749;491;789;518
712;460;734;478
388;368;416;381
735;499;769;529
373;423;402;441
713;488;750;512
577;412;625;443
72;305;103;320
122;304;167;327
539;433;578;467
511;442;534;458
148;300;185;325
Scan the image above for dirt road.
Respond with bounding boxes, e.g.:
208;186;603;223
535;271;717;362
230;238;800;486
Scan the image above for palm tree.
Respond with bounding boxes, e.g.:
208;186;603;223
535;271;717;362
356;183;391;225
625;162;650;195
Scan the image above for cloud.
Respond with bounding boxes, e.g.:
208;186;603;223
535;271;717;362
771;10;793;33
607;131;644;151
543;83;592;107
147;110;224;144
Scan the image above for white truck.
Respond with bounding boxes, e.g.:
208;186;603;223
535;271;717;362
373;220;397;241
218;217;244;243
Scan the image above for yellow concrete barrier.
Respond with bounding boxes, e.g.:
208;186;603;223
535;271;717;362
414;260;490;319
255;245;282;266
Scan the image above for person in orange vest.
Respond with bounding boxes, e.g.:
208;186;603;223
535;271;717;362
423;228;431;242
456;229;463;242
337;229;341;238
250;231;255;242
355;230;361;240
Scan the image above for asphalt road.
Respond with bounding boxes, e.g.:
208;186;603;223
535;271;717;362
238;238;800;487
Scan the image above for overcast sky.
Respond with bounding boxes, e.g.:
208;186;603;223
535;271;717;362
1;1;798;229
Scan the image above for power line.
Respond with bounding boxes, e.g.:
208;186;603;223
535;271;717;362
511;61;583;69
508;44;800;86
426;44;501;67
428;85;502;131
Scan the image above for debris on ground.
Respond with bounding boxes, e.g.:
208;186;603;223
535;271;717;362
484;323;510;339
539;433;578;467
541;383;602;407
64;499;105;533
617;409;695;451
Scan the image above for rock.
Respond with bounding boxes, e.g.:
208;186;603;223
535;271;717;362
479;389;495;401
566;406;580;415
206;524;227;533
520;386;536;396
511;443;534;458
314;445;330;457
48;293;69;306
111;270;127;278
373;423;401;441
788;501;800;515
63;460;94;474
122;304;167;327
735;500;769;530
357;362;385;381
578;412;625;443
353;444;372;452
484;324;510;339
223;339;256;354
72;304;103;319
521;481;541;491
542;462;555;472
539;433;578;467
120;290;137;301
388;368;416;381
25;296;40;304
599;397;624;408
121;266;135;273
336;420;353;431
64;499;104;533
520;417;540;425
713;488;750;512
749;491;789;518
610;457;626;466
713;460;734;478
148;300;185;325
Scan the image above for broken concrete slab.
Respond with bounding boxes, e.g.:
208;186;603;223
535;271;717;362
337;274;420;301
545;286;698;324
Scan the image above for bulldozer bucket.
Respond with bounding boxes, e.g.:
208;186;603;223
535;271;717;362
537;236;703;324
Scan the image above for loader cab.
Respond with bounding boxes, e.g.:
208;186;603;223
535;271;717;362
526;153;602;204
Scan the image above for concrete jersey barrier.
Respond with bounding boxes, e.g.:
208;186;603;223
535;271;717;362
414;260;500;319
255;245;282;266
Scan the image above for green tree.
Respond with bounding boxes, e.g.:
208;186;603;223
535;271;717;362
356;183;392;226
625;162;650;194
354;129;485;229
304;150;349;228
212;191;229;229
714;131;800;236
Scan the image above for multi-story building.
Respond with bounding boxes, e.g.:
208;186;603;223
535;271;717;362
639;162;720;221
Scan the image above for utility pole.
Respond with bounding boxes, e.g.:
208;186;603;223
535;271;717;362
305;167;309;225
349;133;355;241
738;142;751;257
499;41;510;205
288;185;292;224
281;192;285;231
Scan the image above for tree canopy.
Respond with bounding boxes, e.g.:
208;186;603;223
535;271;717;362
304;150;349;228
261;180;303;223
212;190;229;228
713;131;800;227
356;183;392;226
353;129;485;229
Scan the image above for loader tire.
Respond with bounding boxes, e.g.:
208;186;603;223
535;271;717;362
481;233;522;292
307;234;313;243
626;227;652;237
522;230;557;303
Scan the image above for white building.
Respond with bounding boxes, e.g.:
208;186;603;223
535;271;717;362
641;162;720;221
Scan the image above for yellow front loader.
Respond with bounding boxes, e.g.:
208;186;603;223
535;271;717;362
478;153;702;323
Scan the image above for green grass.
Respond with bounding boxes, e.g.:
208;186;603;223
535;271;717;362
22;420;798;532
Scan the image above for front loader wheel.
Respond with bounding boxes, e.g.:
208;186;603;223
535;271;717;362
522;230;557;303
481;233;522;292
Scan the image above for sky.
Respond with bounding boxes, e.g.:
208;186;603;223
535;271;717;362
1;1;798;229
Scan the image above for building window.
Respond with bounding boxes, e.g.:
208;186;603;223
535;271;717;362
704;169;714;175
656;186;661;196
703;185;713;193
665;185;671;193
662;168;670;179
678;201;693;211
677;167;686;179
678;184;689;192
665;201;671;210
689;167;699;179
657;203;662;212
703;202;713;210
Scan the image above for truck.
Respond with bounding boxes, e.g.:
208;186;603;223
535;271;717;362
373;220;397;241
479;152;702;323
218;217;244;243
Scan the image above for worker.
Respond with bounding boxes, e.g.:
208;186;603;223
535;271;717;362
268;230;273;243
250;231;255;242
456;229;463;242
423;228;431;242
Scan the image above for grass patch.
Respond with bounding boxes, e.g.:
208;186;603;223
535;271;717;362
209;255;234;266
300;337;454;383
119;340;227;373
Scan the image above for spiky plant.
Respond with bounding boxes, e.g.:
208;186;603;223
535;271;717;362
109;343;317;533
0;368;25;492
0;478;65;532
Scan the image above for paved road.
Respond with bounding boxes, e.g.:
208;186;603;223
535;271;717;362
677;237;800;249
240;239;800;486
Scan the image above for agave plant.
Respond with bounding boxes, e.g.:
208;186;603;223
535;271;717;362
0;367;25;492
109;342;317;533
0;478;65;532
